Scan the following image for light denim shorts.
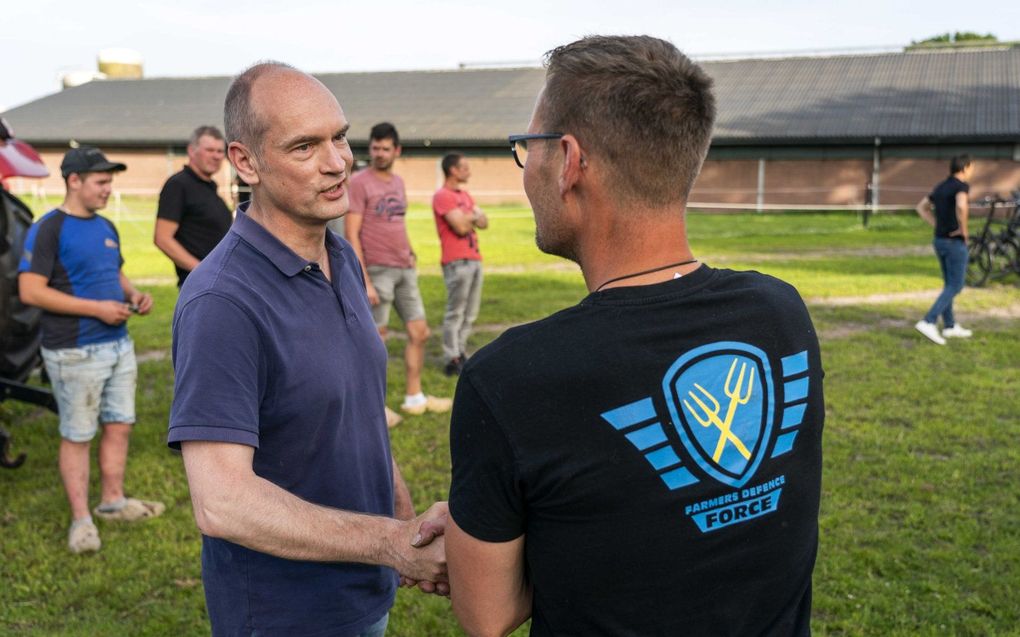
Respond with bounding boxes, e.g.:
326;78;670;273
41;336;137;442
366;265;427;327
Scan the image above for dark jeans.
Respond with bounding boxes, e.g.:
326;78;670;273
923;237;968;327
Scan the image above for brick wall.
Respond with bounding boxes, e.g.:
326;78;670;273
8;146;1019;210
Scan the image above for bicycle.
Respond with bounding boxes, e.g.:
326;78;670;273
966;195;1019;287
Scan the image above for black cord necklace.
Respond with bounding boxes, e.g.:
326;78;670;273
594;259;698;292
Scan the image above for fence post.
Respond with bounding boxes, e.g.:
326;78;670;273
756;158;765;213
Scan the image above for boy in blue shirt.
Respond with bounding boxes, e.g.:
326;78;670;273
19;146;163;554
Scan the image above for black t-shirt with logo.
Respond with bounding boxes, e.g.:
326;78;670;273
156;165;233;285
930;176;969;239
449;265;824;636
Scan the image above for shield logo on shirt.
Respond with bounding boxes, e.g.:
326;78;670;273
661;342;774;488
105;238;119;249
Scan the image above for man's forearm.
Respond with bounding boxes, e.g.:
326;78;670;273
155;234;201;271
392;459;415;521
192;467;403;564
181;441;445;582
20;279;102;318
957;206;969;238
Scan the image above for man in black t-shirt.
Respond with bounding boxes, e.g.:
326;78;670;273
914;154;975;345
154;126;233;287
446;36;824;636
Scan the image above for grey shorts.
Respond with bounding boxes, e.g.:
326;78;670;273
367;265;426;327
41;336;137;442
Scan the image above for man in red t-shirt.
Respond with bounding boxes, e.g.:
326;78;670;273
346;123;451;418
432;153;488;376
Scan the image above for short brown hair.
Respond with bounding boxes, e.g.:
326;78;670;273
188;125;225;148
541;35;716;205
223;61;295;157
441;152;464;177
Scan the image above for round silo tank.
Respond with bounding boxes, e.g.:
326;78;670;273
97;48;143;79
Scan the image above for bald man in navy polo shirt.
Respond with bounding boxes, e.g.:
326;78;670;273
168;62;447;637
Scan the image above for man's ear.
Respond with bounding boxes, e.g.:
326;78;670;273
228;141;260;186
66;173;82;191
558;134;585;198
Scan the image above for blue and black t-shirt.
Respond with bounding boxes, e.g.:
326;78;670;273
18;209;127;350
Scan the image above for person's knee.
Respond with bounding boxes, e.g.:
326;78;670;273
407;320;430;345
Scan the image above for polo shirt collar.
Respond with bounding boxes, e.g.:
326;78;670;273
182;164;216;186
231;202;345;278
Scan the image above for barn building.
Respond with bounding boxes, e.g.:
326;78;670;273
3;46;1019;209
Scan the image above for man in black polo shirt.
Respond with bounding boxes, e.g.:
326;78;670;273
154;125;233;287
447;36;824;636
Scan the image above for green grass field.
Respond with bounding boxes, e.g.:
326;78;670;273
1;196;1018;636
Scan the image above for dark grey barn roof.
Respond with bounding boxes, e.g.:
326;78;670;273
4;48;1019;148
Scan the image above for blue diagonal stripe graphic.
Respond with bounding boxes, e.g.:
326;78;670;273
644;446;681;470
771;431;799;457
660;467;699;489
781;351;809;377
625;423;667;451
601;397;656;430
781;403;807;429
784;377;809;403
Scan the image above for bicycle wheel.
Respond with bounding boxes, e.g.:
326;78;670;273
999;237;1020;277
986;238;1016;281
966;238;991;287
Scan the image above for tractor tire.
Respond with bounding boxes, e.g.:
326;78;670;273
0;189;42;382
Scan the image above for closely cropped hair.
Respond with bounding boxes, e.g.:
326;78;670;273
224;61;296;156
441;153;464;178
370;122;400;146
541;35;716;205
950;154;972;175
189;125;225;148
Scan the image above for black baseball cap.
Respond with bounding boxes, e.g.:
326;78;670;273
60;146;127;178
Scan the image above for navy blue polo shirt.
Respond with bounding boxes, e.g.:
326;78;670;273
18;209;127;349
168;208;396;637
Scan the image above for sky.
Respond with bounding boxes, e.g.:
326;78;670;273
3;0;1019;112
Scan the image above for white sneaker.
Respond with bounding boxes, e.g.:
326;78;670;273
400;395;452;416
914;320;946;345
942;325;973;338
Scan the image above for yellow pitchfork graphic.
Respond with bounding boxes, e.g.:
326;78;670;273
682;358;755;462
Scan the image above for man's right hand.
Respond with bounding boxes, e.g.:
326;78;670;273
93;300;132;325
389;503;448;585
366;281;380;306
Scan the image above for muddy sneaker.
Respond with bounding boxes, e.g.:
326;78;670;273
93;498;166;521
68;519;101;554
915;320;946;345
401;395;453;416
942;325;973;338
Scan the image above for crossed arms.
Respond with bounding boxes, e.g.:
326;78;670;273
443;205;489;237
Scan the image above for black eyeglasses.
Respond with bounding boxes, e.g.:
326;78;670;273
508;133;563;168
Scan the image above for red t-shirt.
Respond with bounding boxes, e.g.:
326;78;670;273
347;170;414;268
433;186;481;265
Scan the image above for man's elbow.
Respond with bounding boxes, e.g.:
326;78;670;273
188;489;237;540
18;282;39;308
453;609;520;637
153;234;171;255
452;595;530;637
